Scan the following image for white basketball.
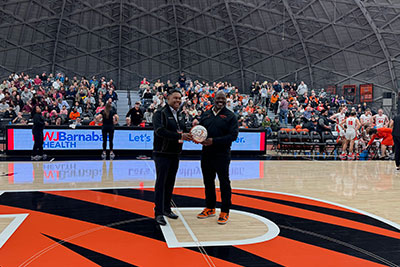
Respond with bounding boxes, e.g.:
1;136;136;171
190;125;208;143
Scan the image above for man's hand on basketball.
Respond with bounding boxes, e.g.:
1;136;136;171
201;138;213;146
182;133;193;141
192;119;199;126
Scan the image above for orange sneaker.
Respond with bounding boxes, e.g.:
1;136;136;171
217;212;229;224
197;208;216;219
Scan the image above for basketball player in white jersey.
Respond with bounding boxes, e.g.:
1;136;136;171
356;108;372;155
329;107;347;143
360;108;372;127
373;109;388;129
340;111;361;160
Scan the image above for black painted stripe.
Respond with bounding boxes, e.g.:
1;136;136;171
98;189;400;265
0;191;280;267
232;192;400;233
187;246;283;267
3;190;399;266
43;233;136;266
0;192;163;241
234;205;400;266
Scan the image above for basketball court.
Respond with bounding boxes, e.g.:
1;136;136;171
0;159;399;266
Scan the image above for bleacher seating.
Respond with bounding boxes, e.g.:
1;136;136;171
276;129;341;155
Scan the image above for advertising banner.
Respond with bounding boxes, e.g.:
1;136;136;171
7;128;265;152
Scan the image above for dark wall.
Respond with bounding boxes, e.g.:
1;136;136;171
0;0;398;98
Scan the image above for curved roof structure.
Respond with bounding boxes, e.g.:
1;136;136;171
0;0;399;99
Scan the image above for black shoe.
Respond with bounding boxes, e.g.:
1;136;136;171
155;215;166;226
164;211;179;219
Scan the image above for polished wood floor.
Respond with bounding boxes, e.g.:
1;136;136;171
0;159;399;266
1;159;399;224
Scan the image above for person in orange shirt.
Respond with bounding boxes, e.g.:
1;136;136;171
308;93;319;107
89;115;103;126
270;92;279;114
69;107;80;121
245;100;255;114
367;127;393;159
205;101;213;110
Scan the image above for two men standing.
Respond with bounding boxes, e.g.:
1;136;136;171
153;90;238;225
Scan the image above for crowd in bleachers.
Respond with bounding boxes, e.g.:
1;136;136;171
1;72;119;127
135;73;379;134
2;71;385;134
134;72;394;160
2;71;393;159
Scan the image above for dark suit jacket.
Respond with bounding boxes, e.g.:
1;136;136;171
392;114;400;137
153;104;187;156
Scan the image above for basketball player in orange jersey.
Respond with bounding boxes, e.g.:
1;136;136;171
373;109;389;129
329;106;347;144
367;127;393;159
340;111;361;160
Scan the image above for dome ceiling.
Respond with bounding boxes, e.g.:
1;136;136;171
0;0;399;98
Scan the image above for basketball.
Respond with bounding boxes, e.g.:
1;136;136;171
190;125;208;143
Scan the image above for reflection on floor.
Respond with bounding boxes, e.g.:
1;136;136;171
0;160;399;266
0;160;399;223
0;187;399;266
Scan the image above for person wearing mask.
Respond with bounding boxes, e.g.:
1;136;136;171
32;106;48;160
195;91;239;224
96;103;119;160
152;89;192;225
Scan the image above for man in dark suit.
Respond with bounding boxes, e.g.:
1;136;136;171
392;113;400;170
152;89;192;225
196;91;239;224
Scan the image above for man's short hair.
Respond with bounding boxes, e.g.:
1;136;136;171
167;88;182;96
368;128;377;135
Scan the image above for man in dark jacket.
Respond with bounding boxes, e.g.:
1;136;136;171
392;114;400;170
32;106;47;160
317;109;331;134
152;89;192;225
196;90;239;225
126;101;143;126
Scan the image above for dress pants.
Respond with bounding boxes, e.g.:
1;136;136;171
102;127;114;150
32;131;44;156
201;153;231;213
394;136;400;167
153;154;179;216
